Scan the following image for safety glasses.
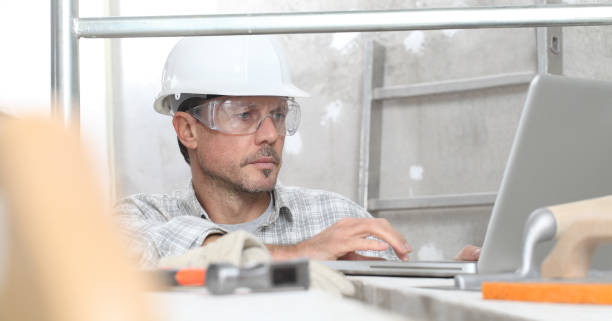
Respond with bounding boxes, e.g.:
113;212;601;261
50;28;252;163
188;96;301;136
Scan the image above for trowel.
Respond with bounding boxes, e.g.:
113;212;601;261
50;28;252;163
455;195;612;304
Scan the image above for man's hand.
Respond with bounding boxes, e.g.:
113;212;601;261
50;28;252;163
267;217;411;261
454;244;481;261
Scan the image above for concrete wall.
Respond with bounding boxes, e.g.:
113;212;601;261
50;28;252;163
111;0;612;260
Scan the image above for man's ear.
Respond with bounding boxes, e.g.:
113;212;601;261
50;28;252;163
172;112;198;149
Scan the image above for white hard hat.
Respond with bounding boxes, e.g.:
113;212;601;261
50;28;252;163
154;35;310;115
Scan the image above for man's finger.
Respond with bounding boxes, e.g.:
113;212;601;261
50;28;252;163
352;218;411;261
342;238;389;255
355;238;391;252
454;245;481;261
338;251;386;261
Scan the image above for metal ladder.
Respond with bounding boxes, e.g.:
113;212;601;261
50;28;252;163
358;6;563;214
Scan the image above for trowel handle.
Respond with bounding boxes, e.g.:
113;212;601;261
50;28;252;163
540;195;612;279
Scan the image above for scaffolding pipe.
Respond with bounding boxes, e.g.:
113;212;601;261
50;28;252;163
77;5;612;38
54;3;612;129
51;0;80;130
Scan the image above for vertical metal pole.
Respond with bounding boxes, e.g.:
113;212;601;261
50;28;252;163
536;0;563;75
358;40;385;212
51;0;80;130
536;27;563;74
105;0;120;202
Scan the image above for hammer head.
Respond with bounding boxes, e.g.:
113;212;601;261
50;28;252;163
206;259;310;295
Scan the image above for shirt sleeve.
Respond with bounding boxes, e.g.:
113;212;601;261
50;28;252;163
113;196;225;268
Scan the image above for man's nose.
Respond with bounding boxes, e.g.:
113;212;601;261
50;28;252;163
254;116;280;144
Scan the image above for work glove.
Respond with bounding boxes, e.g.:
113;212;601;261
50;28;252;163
158;230;355;297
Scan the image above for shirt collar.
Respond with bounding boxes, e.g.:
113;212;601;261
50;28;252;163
183;180;211;220
272;183;294;223
183;180;294;224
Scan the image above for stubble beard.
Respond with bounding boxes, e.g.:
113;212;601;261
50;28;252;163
198;145;281;194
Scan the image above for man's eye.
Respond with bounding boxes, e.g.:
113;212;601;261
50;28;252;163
272;112;286;120
235;112;251;120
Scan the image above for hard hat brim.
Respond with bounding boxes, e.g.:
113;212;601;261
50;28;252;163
154;84;310;116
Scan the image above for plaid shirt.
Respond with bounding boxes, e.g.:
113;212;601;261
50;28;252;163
114;182;397;267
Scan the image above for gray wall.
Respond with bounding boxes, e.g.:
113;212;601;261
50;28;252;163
112;0;612;260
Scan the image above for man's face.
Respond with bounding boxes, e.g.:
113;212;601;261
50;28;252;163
193;96;286;193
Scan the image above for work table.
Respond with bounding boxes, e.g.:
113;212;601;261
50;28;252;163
149;287;404;321
351;276;612;321
149;276;612;321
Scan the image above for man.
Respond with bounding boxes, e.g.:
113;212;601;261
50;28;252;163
115;36;480;267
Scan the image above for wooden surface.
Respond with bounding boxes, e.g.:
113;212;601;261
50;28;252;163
0;118;157;321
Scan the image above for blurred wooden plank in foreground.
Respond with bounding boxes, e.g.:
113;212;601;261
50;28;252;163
0;117;157;321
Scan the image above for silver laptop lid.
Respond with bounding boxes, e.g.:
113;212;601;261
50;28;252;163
478;75;612;274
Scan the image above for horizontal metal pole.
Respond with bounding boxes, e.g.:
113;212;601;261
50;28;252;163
373;72;534;100
77;5;612;38
368;192;496;211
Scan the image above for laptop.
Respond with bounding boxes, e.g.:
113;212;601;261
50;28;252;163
322;74;612;277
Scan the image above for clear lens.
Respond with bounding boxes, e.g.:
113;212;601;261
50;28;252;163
188;105;213;128
285;99;301;135
190;97;301;136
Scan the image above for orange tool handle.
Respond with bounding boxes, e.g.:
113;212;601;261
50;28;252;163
158;269;207;286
